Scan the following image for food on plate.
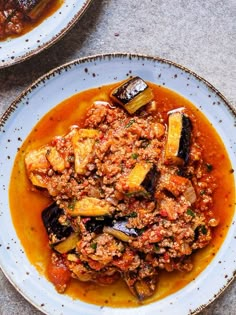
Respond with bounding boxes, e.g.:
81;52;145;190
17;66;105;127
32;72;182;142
110;76;154;114
0;0;60;40
10;77;235;306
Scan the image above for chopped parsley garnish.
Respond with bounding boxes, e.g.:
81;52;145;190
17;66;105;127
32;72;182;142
200;225;208;235
186;208;195;217
90;242;97;250
206;163;213;172
125;119;135;128
154;243;159;251
68;198;76;210
131;153;139;159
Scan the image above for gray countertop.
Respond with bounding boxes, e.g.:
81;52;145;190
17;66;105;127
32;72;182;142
0;0;235;314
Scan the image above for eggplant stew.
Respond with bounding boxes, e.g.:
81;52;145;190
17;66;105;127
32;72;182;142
10;77;235;306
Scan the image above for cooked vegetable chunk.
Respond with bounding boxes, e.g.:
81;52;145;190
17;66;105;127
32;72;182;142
141;164;159;196
124;273;157;301
134;278;156;300
25;145;51;188
104;219;138;242
110;76;154;114
125;162;158;197
85;217;111;234
28;172;48;188
67;197;112;217
16;0;52;19
54;233;80;254
103;226;132;242
46;146;66;172
165;112;192;165
42;203;73;244
71;129;99;175
25;145;50;174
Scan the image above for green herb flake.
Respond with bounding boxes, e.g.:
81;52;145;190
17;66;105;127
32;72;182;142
206;163;213;172
138;227;146;235
68;198;76;210
90;242;97;250
131;153;139;159
129;212;138;218
201;225;208;235
83;262;91;270
154;243;159;251
200;190;206;196
186;208;195;217
125;119;135;128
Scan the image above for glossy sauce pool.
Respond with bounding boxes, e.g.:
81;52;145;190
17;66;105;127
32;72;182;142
9;82;235;307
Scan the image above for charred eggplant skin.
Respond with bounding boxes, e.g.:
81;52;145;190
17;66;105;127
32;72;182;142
112;77;148;105
110;76;154;114
111;219;138;237
85;217;112;234
85;217;138;237
125;162;158;198
178;114;192;162
42;202;73;244
141;164;159;196
165;112;192;165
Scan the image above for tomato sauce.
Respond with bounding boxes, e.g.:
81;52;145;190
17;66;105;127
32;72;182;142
9;82;235;307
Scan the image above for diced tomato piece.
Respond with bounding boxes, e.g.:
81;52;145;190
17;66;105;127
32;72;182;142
47;258;71;293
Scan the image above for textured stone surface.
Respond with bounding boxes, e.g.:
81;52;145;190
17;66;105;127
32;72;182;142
0;0;235;314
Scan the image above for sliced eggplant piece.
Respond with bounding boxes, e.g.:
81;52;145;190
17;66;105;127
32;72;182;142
42;202;73;244
67;197;112;217
124;272;157;300
110;76;154;114
54;233;80;254
46;146;66;172
85;217;112;234
112;219;138;237
103;226;132;242
17;0;52;19
28;172;48;189
141;164;159;196
71;129;99;175
165;112;192;165
25;145;51;174
103;219;138;242
134;278;157;301
125;162;157;197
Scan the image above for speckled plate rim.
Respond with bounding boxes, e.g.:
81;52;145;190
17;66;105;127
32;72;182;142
0;53;235;315
0;0;93;69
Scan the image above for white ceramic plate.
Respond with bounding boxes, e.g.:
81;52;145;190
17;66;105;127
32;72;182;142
0;0;92;68
0;53;235;315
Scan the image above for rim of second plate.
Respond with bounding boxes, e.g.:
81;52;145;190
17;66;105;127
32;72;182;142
0;0;93;69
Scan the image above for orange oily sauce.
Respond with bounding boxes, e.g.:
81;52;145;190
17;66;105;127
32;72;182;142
9;82;235;307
